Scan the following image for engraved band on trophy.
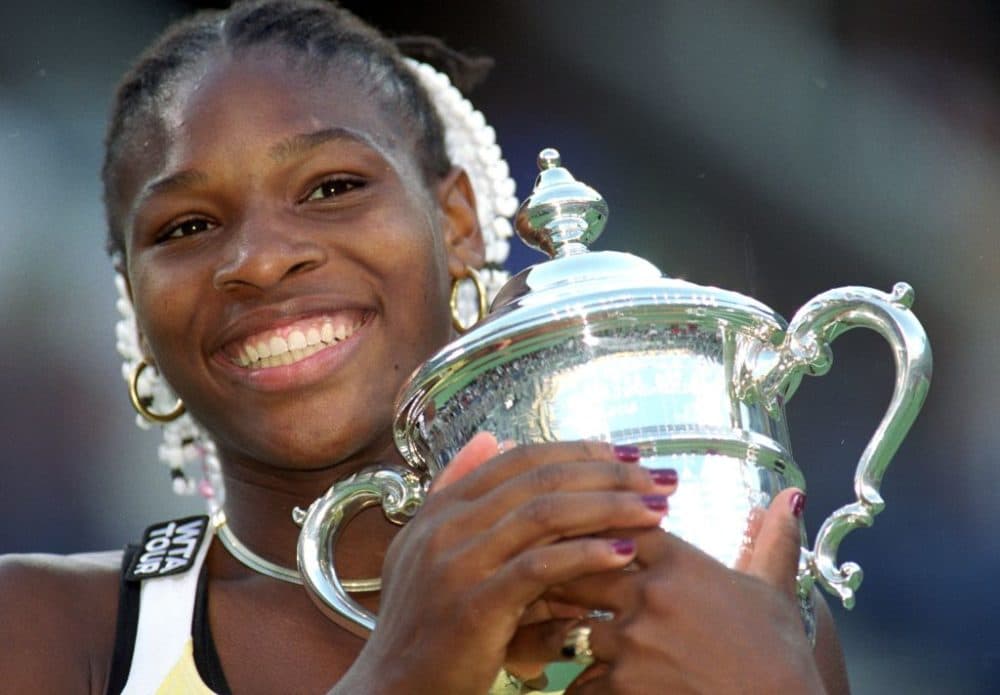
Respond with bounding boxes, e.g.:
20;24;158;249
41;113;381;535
294;148;933;634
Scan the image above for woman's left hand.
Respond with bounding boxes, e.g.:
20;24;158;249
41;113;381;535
539;488;832;694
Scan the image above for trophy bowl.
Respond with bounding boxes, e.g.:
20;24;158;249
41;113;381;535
296;148;932;635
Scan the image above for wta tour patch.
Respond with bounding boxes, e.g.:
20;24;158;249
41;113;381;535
126;515;209;580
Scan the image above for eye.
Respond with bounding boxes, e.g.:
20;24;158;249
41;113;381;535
303;176;366;202
157;217;214;242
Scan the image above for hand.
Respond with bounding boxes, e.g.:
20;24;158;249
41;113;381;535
547;488;826;695
342;435;679;695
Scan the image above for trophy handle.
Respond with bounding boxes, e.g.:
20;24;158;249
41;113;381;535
294;465;427;634
741;283;931;608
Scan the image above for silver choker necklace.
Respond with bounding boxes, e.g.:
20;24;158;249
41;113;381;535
211;510;381;593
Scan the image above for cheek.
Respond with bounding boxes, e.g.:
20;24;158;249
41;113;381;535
390;232;451;324
370;197;450;295
129;260;202;367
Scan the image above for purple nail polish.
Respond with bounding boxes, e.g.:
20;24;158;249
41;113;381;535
648;468;678;486
641;494;669;512
790;491;807;518
613;444;641;462
610;539;636;556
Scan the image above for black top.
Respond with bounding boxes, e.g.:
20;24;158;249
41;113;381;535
106;544;232;695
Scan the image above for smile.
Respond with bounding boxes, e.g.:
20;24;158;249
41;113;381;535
226;311;369;369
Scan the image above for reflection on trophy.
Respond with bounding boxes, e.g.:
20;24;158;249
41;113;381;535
295;148;932;635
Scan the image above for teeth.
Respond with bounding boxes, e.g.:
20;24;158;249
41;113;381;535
270;336;288;356
232;314;366;369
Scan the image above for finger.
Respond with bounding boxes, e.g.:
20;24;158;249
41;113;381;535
505;618;579;678
548;525;732;609
461;457;677;538
542;528;655;610
620;524;690;567
414;457;674;569
481;489;670;561
519;599;591;626
481;536;639;613
545;570;635;612
429;431;500;493
447;440;636;500
745;487;806;597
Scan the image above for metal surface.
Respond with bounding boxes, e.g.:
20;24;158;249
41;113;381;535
295;465;425;635
213;510;382;593
736;281;932;607
513;147;608;257
300;148;931;633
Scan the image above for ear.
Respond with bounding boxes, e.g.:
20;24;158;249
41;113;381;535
436;167;485;279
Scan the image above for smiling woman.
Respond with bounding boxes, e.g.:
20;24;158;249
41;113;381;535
120;50;468;477
0;1;847;693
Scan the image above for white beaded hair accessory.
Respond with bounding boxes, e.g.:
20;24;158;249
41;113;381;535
114;273;226;510
405;58;516;326
114;59;515;503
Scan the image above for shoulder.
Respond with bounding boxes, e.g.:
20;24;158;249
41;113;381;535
0;550;123;693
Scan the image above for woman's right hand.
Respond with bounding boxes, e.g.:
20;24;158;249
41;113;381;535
336;434;677;694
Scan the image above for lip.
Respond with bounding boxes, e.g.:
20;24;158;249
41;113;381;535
210;298;376;392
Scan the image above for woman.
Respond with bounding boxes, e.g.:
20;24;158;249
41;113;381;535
0;1;848;692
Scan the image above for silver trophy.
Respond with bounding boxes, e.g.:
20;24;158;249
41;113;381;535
295;148;932;634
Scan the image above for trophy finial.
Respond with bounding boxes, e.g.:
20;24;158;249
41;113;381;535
538;147;562;170
515;148;609;258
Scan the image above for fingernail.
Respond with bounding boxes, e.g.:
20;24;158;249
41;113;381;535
648;468;678;486
790;491;807;518
613;444;641;462
610;539;636;556
641;494;669;512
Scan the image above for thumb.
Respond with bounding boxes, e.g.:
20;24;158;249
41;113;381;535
746;487;806;597
429;431;500;493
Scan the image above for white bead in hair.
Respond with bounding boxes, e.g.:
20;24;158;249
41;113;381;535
114;273;219;505
404;58;515;326
114;59;516;504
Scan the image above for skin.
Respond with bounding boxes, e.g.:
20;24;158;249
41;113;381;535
0;46;849;694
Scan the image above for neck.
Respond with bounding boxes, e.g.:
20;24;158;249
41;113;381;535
211;442;404;583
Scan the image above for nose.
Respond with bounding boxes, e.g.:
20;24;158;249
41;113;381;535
213;212;326;292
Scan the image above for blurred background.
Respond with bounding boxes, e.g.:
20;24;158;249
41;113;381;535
1;0;997;691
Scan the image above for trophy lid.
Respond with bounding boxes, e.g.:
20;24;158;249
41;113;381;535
394;148;786;470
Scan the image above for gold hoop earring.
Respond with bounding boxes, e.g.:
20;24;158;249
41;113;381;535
449;267;488;334
128;359;185;424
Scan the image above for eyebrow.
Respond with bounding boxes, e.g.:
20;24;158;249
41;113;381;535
268;126;377;163
130;169;211;221
130;127;381;221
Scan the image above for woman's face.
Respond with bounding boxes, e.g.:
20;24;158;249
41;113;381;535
117;50;479;472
